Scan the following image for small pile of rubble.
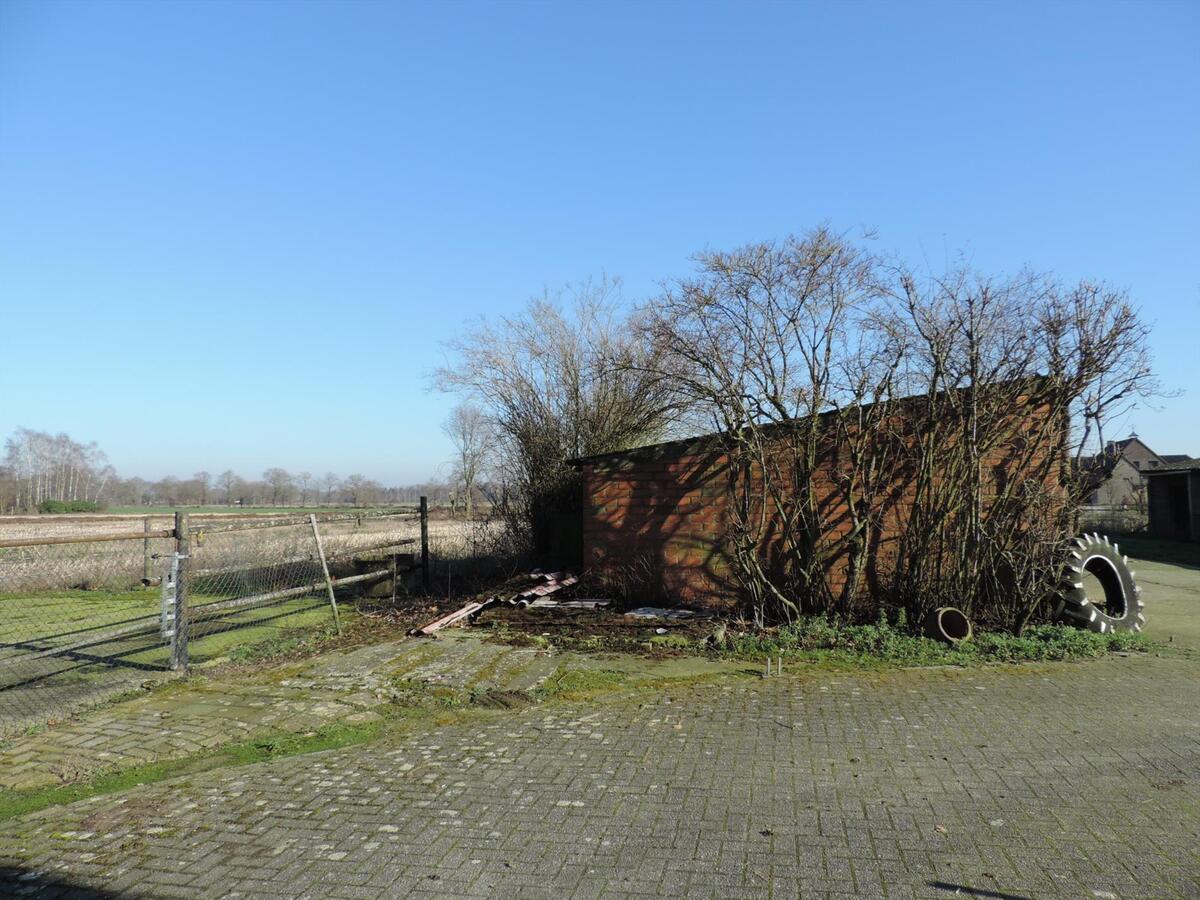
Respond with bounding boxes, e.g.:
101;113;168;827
408;571;611;636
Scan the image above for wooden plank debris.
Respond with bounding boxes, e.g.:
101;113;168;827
408;601;489;636
407;571;585;635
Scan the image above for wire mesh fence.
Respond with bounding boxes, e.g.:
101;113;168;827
0;507;428;737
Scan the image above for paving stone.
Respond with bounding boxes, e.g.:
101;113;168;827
2;650;1198;898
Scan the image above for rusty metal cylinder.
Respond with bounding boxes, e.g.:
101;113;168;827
923;606;973;643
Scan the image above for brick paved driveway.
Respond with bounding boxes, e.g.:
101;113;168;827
2;653;1197;899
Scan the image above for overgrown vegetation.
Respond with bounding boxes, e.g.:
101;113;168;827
717;615;1153;666
637;226;1163;632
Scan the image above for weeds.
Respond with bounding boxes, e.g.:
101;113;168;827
226;628;338;664
719;616;1154;666
491;610;1155;668
535;667;626;701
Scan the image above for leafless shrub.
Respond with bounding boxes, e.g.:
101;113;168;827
640;227;1162;632
437;277;679;565
884;267;1162;631
642;228;900;625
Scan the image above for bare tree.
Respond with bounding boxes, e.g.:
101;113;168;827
882;265;1164;632
442;403;492;518
297;471;314;506
262;468;294;506
320;472;340;505
437;276;679;561
342;474;368;506
216;470;238;505
640;226;1163;631
642;228;893;623
193;471;211;506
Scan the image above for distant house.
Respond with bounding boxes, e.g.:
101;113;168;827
1082;435;1191;508
1145;460;1200;542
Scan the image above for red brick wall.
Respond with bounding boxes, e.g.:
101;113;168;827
580;400;1065;611
581;447;737;609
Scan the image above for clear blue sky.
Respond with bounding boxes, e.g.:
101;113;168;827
2;0;1197;484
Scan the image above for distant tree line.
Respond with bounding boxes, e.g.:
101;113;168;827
2;428;115;512
0;428;455;513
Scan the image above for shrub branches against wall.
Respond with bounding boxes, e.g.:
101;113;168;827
436;277;679;564
640;227;1161;632
640;228;898;623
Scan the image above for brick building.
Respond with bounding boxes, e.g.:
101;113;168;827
573;395;1064;611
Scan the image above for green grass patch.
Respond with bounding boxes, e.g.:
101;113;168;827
223;628;336;664
0;585;346;670
0;588;160;642
1117;536;1200;569
535;667;627;700
185;602;345;665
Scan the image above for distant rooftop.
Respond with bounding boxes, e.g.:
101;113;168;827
1144;458;1200;474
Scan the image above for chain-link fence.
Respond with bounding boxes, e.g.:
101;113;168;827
0;506;428;737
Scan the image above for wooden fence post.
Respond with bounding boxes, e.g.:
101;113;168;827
309;514;342;633
171;511;190;672
419;496;430;591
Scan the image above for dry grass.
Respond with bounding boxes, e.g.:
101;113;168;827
0;512;500;595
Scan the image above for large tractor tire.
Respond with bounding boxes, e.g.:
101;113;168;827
1056;533;1144;633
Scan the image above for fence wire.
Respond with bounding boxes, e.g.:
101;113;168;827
0;509;423;737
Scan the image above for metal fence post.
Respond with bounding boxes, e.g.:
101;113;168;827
171;511;190;671
143;515;152;585
419;496;430;591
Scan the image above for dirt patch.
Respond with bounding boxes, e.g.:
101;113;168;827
214;599;454;673
475;606;719;657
